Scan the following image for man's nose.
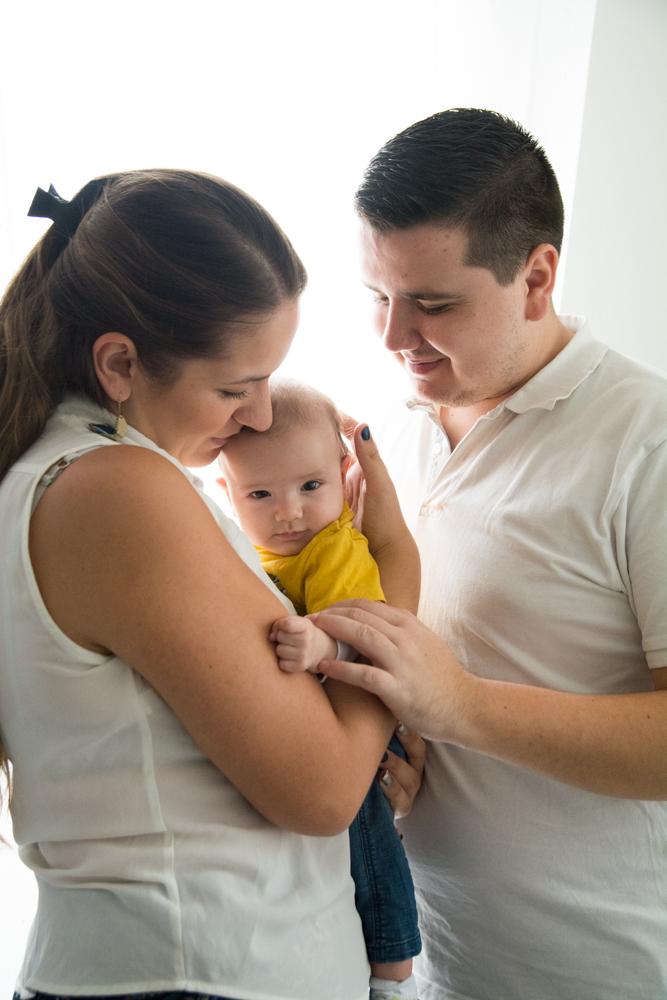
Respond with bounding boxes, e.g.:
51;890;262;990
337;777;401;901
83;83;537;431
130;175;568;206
382;300;423;353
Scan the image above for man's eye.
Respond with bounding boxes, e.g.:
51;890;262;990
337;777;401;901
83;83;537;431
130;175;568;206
372;295;389;307
301;480;321;492
220;389;249;399
249;490;270;499
419;303;451;316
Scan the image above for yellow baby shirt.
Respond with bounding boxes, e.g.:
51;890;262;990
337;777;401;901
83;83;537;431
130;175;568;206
256;503;385;615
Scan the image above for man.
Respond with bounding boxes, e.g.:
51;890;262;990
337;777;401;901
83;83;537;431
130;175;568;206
318;109;667;1000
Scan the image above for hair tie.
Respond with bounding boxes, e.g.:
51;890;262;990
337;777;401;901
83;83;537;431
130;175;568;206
27;178;106;240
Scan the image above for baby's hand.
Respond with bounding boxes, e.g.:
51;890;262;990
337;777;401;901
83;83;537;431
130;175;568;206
269;616;338;673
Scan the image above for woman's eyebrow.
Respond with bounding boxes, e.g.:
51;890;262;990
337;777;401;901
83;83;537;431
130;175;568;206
225;373;271;385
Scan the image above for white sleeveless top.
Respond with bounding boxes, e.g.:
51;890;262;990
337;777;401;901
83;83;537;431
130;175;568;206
0;397;369;1000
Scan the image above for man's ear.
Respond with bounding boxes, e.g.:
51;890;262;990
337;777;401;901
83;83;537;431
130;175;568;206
523;243;559;322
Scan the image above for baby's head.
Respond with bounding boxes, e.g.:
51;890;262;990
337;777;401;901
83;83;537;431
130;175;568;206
218;380;350;555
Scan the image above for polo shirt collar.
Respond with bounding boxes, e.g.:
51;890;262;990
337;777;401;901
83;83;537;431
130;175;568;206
406;315;608;419
504;316;607;414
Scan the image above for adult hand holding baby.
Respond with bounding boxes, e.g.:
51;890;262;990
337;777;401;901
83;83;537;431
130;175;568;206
312;599;474;744
339;417;421;616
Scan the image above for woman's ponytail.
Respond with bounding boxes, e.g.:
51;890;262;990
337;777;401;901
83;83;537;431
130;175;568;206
0;179;111;482
0;248;62;481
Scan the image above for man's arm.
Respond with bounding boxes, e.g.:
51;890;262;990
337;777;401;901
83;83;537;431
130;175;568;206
313;603;667;800
316;431;667;801
455;663;667;799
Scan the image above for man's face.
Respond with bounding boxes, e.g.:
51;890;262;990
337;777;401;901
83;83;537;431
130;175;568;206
360;223;537;409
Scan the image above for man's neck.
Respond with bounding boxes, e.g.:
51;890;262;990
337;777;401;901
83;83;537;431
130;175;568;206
438;314;575;449
438;398;503;449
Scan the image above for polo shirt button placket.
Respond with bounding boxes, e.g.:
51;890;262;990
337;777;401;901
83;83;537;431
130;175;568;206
427;435;446;491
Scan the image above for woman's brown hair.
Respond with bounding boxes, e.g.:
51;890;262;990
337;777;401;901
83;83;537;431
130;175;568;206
0;168;307;809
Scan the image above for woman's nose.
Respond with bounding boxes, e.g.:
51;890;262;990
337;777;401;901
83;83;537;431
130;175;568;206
240;383;273;433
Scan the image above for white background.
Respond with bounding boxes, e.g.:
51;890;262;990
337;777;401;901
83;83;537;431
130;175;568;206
1;0;665;991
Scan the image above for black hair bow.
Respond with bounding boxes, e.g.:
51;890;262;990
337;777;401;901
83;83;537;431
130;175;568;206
28;178;108;241
27;184;79;238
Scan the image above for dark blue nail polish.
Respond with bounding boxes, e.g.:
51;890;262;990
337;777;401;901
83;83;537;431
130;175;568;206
361;425;371;441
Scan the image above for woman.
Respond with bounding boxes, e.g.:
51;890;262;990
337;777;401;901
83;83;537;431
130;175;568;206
0;171;419;1000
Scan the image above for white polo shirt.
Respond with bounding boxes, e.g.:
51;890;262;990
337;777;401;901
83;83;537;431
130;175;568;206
379;318;667;1000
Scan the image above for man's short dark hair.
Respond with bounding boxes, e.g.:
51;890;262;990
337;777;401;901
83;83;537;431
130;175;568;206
355;108;564;285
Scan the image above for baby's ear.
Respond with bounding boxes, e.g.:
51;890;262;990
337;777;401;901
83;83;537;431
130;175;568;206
340;452;353;481
216;476;230;498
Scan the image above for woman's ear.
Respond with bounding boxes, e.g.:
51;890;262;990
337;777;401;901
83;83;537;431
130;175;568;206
92;332;138;403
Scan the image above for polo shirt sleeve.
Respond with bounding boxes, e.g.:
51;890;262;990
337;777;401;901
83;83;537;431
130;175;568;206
301;525;386;615
616;438;667;668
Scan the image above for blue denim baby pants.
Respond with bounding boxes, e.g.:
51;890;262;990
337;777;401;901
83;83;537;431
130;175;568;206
349;735;422;964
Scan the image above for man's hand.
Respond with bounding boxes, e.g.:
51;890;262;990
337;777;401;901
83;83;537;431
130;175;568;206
269;615;338;673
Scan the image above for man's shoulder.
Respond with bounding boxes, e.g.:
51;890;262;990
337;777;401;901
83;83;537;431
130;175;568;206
588;346;667;431
599;344;667;388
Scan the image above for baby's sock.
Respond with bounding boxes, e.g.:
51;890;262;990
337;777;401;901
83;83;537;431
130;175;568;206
369;972;420;1000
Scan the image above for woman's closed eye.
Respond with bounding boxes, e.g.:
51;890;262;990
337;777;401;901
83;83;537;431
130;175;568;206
219;389;249;400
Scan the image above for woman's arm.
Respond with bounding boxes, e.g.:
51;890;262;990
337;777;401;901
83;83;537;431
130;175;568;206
314;601;667;800
29;446;394;835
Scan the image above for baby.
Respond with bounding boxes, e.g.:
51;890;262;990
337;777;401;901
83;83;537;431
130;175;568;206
218;380;421;1000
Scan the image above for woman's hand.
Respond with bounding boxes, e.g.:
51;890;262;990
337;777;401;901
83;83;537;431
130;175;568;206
338;419;420;614
339;416;409;554
379;725;426;819
312;600;474;742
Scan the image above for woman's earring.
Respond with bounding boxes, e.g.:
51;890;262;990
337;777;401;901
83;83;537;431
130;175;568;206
115;399;128;439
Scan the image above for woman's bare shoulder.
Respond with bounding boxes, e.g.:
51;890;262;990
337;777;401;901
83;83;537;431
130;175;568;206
41;442;202;513
29;443;242;646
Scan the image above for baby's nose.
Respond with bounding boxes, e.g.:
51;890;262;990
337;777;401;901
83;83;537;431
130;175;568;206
276;497;303;522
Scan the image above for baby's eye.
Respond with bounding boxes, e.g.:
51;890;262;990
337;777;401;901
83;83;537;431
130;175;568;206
301;480;322;492
249;490;271;499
